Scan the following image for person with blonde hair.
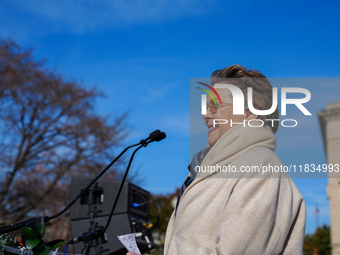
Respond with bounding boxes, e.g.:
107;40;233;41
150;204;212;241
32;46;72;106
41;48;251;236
128;65;306;255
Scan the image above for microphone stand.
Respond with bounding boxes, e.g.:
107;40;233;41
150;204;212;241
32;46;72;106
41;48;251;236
50;142;142;221
82;184;101;255
0;130;165;235
68;130;166;251
78;145;144;255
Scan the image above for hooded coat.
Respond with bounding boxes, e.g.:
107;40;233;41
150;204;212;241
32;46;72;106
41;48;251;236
164;125;306;255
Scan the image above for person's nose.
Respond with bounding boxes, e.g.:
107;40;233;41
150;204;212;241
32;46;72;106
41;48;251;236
202;107;213;122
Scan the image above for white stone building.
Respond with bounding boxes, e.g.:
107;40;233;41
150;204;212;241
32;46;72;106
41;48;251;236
318;102;340;254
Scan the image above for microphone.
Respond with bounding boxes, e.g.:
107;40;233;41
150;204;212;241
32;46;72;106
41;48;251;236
141;130;166;145
68;232;98;244
0;217;44;235
149;130;166;142
158;132;166;141
148;130;161;141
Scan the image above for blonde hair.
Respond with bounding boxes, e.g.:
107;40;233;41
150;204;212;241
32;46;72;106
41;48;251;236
210;64;279;133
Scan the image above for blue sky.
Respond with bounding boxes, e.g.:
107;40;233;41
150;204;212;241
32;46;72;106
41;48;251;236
1;0;340;235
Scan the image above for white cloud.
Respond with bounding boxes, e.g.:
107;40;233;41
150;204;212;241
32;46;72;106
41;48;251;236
1;0;219;37
162;114;190;135
140;82;178;104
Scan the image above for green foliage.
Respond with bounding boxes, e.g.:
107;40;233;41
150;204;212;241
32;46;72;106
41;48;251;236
304;225;331;255
33;217;45;238
21;227;40;240
149;189;180;255
0;233;20;255
48;240;64;250
24;239;41;250
32;244;50;255
0;217;63;255
20;217;64;255
0;234;14;249
149;189;179;234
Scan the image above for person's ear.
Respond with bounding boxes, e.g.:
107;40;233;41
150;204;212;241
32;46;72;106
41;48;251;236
245;108;258;121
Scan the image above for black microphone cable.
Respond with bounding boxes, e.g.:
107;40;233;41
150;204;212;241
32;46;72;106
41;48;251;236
49;142;140;221
67;144;143;244
53;130;165;221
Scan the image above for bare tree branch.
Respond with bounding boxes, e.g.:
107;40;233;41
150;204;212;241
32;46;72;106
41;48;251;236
0;39;130;245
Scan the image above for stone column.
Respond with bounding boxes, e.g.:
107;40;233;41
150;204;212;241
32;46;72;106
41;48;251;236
318;102;340;254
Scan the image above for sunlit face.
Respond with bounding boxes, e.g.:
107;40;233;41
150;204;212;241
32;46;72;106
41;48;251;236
203;87;254;146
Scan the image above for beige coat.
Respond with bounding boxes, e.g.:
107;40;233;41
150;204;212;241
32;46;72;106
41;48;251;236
164;125;306;255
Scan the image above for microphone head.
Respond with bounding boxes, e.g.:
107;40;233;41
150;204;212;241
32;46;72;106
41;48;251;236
156;132;166;142
148;130;166;142
149;130;161;141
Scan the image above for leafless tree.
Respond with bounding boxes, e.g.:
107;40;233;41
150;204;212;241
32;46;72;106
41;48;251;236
0;40;129;243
